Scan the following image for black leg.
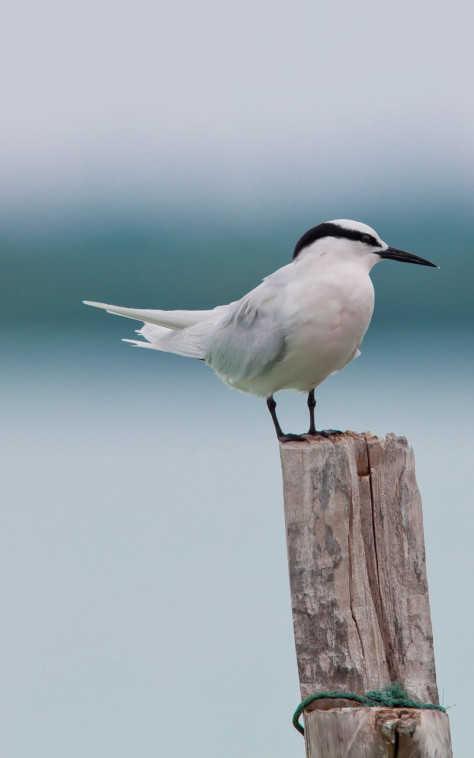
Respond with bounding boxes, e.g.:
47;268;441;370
267;394;284;438
307;388;342;437
266;395;306;442
307;389;316;435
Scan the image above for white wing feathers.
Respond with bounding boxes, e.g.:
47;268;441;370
84;300;233;360
83;300;230;330
84;283;288;380
205;295;287;381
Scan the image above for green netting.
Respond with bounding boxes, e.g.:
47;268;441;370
293;682;446;736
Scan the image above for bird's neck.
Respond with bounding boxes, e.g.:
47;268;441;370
296;250;375;277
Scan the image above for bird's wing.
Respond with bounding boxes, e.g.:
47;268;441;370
84;266;290;373
83;301;231;330
204;289;287;381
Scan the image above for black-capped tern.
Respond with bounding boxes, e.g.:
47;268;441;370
84;219;437;441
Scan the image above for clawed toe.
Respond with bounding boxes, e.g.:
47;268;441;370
309;428;343;438
268;391;342;443
278;433;308;443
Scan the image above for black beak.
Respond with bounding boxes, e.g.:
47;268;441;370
380;247;438;268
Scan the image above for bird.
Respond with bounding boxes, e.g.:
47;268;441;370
84;219;437;441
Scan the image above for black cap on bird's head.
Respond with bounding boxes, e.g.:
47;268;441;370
293;219;438;268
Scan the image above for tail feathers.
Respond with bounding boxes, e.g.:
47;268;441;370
124;322;208;359
123;339;156;350
83;300;230;330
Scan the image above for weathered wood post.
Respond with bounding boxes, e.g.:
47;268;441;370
280;432;453;757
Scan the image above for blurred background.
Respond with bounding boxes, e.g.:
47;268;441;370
1;0;473;755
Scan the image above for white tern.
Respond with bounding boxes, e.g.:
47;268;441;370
84;219;437;440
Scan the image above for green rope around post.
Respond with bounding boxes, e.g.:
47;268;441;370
293;683;446;736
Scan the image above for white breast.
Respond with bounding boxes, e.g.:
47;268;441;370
229;258;375;396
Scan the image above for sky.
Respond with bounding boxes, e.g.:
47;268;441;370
1;0;473;218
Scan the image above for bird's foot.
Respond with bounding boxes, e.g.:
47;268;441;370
278;433;308;443
307;428;343;438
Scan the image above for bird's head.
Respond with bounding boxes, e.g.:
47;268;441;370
292;219;438;270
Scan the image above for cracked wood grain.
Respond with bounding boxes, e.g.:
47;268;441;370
280;432;453;756
304;708;452;758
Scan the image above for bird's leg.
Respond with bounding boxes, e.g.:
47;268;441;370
307;388;342;437
267;395;284;437
307;389;317;435
266;395;306;442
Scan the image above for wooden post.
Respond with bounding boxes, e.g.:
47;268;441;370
280;432;453;757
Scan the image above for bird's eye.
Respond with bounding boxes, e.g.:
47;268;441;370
361;234;373;245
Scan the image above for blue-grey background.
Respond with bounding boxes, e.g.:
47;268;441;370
1;0;473;756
